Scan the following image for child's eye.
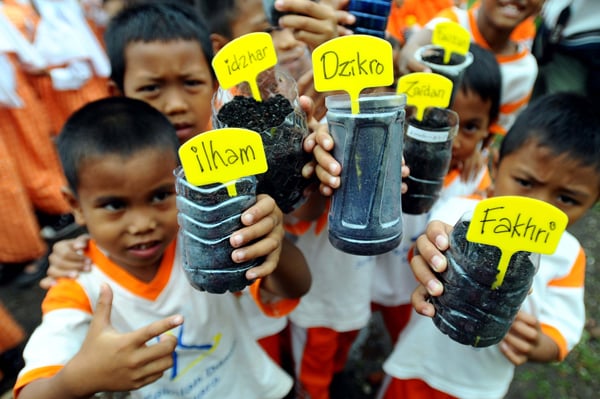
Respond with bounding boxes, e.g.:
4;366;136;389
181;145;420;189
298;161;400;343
152;190;174;203
557;194;579;206
101;200;126;212
184;79;205;88
139;84;160;93
514;177;532;188
463;123;479;135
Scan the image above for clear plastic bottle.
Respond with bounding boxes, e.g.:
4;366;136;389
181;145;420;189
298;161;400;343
175;168;262;293
430;212;540;347
326;92;406;256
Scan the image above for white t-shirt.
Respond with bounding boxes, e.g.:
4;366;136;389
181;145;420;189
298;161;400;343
16;241;293;399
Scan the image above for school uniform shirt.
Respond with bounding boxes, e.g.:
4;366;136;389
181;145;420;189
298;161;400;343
426;6;539;135
371;166;490;307
286;210;375;332
382;197;586;399
14;240;295;399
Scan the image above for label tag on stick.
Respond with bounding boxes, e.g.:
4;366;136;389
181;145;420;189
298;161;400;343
397;72;453;121
431;21;471;64
312;35;394;114
466;196;568;289
178;128;268;197
212;32;278;101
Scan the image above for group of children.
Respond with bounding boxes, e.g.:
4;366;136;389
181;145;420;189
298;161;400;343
4;0;600;398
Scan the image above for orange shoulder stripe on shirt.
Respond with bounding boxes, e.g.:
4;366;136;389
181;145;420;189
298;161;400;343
499;93;533;116
549;247;586;288
42;278;93;315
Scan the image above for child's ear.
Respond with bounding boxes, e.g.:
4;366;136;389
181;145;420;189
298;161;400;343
107;80;123;97
210;33;229;54
62;187;86;226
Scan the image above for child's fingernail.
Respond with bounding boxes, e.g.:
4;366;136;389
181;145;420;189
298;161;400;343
431;255;444;272
246;270;257;280
427;279;443;295
242;213;254;224
435;235;448;249
68;271;79;278
231;234;243;246
232;250;245;262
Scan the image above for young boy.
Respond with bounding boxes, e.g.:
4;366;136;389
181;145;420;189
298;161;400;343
14;96;311;399
378;92;600;399
399;0;543;136
370;43;501;343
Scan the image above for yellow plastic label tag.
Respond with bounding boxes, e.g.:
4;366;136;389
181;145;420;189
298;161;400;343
431;21;471;64
178;128;268;197
212;32;278;101
312;35;394;114
397;72;453;121
466;196;568;289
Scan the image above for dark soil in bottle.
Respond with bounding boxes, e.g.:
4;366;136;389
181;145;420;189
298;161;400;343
422;49;465;66
401;114;454;215
216;94;313;213
430;220;537;347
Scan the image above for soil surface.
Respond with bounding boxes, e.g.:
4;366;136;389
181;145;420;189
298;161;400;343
1;206;599;399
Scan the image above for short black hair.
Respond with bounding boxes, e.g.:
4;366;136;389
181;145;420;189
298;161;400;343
459;43;501;125
194;0;237;39
58;97;180;193
104;1;214;91
500;92;600;177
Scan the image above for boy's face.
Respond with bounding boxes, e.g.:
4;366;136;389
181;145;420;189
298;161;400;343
493;139;600;226
67;148;179;280
450;88;491;169
480;0;543;32
120;40;216;144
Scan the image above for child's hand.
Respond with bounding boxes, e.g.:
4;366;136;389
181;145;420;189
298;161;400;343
40;234;91;289
397;27;433;76
410;220;452;317
229;195;284;280
275;0;353;50
58;284;182;396
302;123;341;196
500;310;541;366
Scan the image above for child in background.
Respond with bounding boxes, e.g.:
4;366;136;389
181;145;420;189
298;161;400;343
371;42;500;351
14;96;311;399
379;92;600;399
398;0;542;137
0;3;79;287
